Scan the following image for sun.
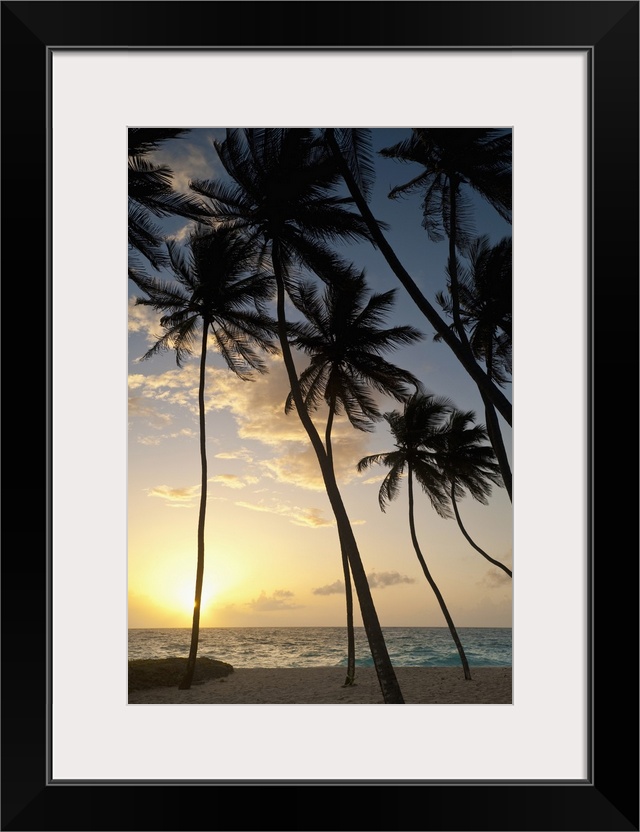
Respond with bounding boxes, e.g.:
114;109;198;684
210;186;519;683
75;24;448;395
176;577;217;615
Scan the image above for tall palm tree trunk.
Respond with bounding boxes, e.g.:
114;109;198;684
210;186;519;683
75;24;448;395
407;463;472;680
179;322;209;690
324;129;512;428
450;485;512;577
325;400;356;687
447;175;466;341
273;244;403;703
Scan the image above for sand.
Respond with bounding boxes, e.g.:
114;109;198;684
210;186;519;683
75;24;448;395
128;666;511;704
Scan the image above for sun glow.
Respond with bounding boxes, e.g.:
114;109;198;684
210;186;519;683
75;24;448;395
176;577;217;615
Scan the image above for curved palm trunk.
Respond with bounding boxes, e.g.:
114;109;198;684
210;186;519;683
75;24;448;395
273;242;403;703
325;401;356;687
324;129;512;428
449;175;513;501
450;485;512;578
407;463;472;680
179;322;209;690
481;392;512;501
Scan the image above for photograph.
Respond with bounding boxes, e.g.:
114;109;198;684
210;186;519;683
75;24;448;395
127;127;514;707
2;0;637;829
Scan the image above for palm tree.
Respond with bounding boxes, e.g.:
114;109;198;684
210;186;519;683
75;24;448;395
190;127;406;703
322;128;513;428
436;408;512;577
287;267;423;685
128;128;212;279
380;129;511;242
357;393;473;680
132;224;277;690
379;129;513;499
436;235;512;499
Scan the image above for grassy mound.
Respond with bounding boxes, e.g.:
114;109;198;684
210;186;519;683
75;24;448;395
128;657;234;692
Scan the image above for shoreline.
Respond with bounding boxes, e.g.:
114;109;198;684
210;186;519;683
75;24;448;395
128;666;512;705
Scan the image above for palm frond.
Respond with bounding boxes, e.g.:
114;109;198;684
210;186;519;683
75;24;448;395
332;128;376;201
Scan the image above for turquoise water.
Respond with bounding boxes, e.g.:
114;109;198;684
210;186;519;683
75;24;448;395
128;626;511;668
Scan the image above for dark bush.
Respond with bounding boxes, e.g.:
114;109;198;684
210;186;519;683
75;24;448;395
128;657;233;692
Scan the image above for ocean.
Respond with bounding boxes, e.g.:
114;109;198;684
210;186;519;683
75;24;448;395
128;626;511;668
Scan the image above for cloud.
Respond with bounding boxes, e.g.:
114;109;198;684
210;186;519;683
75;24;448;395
151;129;225;196
128;296;165;346
313;580;345;596
235;500;333;528
209;474;258;490
129;353;376;492
367;571;416;589
166;220;197;244
362;474;387;486
214;448;254;462
246;589;303;612
147;484;200;507
128;365;202;413
313;571;415;596
128;396;175;429
289;507;333;528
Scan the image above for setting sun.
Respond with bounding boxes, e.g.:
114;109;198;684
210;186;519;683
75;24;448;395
175;577;217;615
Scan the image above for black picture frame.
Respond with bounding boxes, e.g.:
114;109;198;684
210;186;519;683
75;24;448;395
2;2;638;830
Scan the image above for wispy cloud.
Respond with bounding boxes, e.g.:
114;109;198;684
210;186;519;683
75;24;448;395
147;484;200;507
128;396;175;430
362;474;387;486
367;571;416;589
313;571;415;596
313;580;345;596
210;474;259;490
128;296;165;346
152;129;225;196
246;589;303;612
214;448;254;462
130;354;374;490
235;500;333;528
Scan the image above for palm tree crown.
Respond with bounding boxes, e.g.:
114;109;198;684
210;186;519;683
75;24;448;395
435;408;503;503
128;128;212;276
286;267;424;430
134;224;277;374
190;128;375;281
436;408;511;577
358;392;454;514
379;128;512;246
436;235;512;386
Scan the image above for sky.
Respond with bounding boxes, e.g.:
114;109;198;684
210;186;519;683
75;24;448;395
127;128;513;630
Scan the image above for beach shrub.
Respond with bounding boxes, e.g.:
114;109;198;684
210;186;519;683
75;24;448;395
128;657;233;692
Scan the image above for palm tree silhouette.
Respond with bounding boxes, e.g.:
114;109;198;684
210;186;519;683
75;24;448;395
287;267;423;685
133;224;277;690
381;129;512;488
322;128;512;428
435;408;512;577
357;393;472;680
379;128;511;241
436;235;512;499
128;128;212;279
191;128;406;703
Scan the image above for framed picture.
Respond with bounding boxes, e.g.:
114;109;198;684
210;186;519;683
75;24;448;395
3;1;637;830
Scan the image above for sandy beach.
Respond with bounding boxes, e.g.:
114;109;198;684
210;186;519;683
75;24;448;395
128;666;511;705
